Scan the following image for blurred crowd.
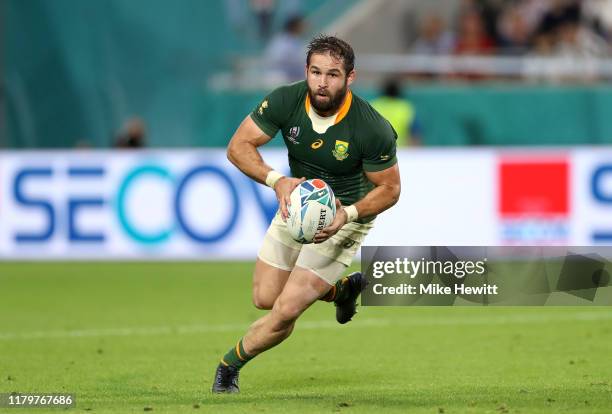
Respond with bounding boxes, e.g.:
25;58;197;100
412;0;612;58
257;0;612;83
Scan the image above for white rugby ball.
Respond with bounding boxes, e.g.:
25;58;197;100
286;179;336;244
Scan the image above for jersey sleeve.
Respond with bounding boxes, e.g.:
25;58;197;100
249;86;289;138
362;119;398;172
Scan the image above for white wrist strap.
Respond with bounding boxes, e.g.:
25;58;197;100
343;205;358;223
265;170;284;189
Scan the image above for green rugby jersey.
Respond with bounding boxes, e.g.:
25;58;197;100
250;81;397;223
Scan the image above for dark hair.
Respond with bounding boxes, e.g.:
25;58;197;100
306;35;355;74
382;79;401;98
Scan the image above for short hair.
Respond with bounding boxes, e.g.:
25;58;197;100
306;35;355;74
382;78;401;98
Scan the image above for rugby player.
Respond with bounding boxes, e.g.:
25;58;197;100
212;35;401;393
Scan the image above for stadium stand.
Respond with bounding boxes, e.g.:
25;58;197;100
4;0;612;148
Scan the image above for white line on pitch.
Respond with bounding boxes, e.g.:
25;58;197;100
0;311;610;341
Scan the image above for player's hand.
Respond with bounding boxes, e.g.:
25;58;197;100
313;199;347;243
275;176;306;221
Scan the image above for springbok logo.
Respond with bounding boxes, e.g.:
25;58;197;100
257;100;268;115
332;140;349;160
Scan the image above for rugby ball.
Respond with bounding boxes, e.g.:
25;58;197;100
286;179;336;243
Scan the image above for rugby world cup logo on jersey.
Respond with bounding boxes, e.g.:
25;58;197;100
286;126;301;145
333;140;349;161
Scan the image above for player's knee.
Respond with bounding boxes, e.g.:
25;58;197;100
252;286;277;310
252;295;274;310
274;300;303;323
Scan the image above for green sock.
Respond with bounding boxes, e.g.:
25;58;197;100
221;339;254;369
321;277;350;303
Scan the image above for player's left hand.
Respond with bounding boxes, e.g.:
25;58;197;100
313;199;347;244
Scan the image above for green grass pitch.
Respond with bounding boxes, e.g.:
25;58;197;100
1;262;611;413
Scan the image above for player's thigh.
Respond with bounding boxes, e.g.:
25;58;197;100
255;212;303;308
272;265;333;322
252;258;291;309
295;247;348;286
296;221;373;285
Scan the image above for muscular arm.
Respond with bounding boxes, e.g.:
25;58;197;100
226;115;274;184
354;163;401;219
227;114;304;219
314;163;400;243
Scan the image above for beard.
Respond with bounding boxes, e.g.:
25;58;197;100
308;82;348;115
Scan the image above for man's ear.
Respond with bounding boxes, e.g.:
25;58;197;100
347;70;356;87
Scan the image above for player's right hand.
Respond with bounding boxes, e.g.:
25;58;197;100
275;176;306;221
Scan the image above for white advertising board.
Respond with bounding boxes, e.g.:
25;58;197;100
0;148;610;260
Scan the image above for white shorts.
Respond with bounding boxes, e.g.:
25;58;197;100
257;211;373;285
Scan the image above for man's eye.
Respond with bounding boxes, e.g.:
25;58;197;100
330;73;338;77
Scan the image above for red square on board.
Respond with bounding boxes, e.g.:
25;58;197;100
499;159;569;217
